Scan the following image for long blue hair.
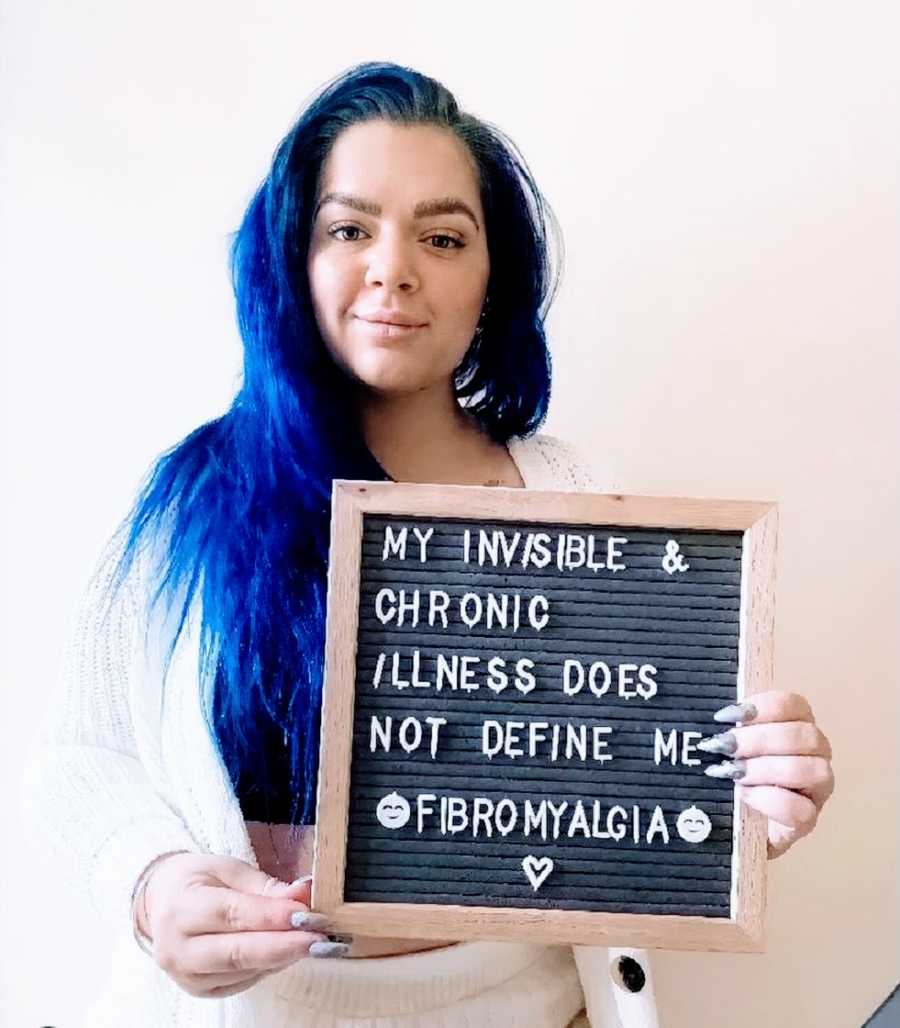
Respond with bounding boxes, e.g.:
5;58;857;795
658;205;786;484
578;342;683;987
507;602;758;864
107;61;562;829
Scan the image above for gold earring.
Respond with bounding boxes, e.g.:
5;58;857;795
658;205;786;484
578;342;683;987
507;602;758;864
474;296;490;336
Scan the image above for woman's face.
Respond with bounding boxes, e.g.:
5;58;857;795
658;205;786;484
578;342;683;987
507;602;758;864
307;119;490;398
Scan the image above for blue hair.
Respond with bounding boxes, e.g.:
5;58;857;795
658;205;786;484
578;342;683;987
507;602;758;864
107;61;562;829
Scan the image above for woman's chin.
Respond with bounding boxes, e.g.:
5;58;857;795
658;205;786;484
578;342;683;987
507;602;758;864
351;361;441;398
361;379;432;399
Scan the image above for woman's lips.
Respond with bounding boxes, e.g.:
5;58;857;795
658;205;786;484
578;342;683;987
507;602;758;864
355;317;427;338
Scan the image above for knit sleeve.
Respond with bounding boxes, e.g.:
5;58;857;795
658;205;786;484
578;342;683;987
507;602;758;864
528;433;608;492
19;525;202;933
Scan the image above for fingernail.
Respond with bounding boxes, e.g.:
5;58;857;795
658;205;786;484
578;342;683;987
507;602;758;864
697;731;738;755
290;875;313;887
327;933;353;946
704;759;747;780
713;702;758;723
291;911;330;931
309;940;350;959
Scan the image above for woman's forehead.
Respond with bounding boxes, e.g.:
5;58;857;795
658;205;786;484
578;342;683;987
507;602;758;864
314;190;482;233
317;121;482;214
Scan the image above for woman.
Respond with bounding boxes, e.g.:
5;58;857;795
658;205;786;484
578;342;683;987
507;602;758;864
26;61;835;1027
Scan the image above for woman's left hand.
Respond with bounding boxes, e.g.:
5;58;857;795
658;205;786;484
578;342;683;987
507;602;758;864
699;690;835;859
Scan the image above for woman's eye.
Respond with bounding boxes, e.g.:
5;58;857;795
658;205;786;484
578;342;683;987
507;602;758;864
329;224;366;242
427;234;465;250
327;225;464;250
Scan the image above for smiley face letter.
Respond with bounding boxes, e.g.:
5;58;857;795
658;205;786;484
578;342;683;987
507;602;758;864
675;805;712;843
376;791;412;830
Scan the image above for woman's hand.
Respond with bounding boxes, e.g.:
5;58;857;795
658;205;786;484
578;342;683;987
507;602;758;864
135;853;334;998
699;690;835;859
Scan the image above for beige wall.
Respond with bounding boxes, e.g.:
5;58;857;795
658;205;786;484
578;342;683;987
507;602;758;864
3;3;896;1025
543;10;897;1024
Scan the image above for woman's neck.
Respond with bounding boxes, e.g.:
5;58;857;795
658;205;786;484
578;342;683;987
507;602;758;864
358;381;510;486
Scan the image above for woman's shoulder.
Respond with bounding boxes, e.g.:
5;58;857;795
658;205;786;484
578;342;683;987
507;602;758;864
73;507;181;651
508;431;605;492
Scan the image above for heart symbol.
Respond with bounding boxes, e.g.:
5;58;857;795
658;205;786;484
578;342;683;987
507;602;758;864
521;855;554;891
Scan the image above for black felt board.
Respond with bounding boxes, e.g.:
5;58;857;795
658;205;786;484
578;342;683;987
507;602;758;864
343;514;743;917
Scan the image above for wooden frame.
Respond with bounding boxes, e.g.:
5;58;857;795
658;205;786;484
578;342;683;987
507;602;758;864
313;481;777;953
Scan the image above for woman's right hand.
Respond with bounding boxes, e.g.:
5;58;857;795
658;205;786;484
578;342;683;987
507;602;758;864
135;852;331;998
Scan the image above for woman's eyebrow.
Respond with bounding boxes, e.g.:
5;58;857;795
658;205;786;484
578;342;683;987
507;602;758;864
315;191;480;231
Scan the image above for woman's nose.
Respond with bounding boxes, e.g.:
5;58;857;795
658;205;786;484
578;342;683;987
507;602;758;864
363;234;420;292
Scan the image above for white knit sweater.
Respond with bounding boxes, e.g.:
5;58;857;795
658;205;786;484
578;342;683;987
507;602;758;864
22;433;661;1028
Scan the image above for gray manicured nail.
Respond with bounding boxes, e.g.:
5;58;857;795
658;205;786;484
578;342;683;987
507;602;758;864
291;911;330;931
713;702;758;723
309;940;350;958
697;731;738;755
704;760;747;780
327;933;354;946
